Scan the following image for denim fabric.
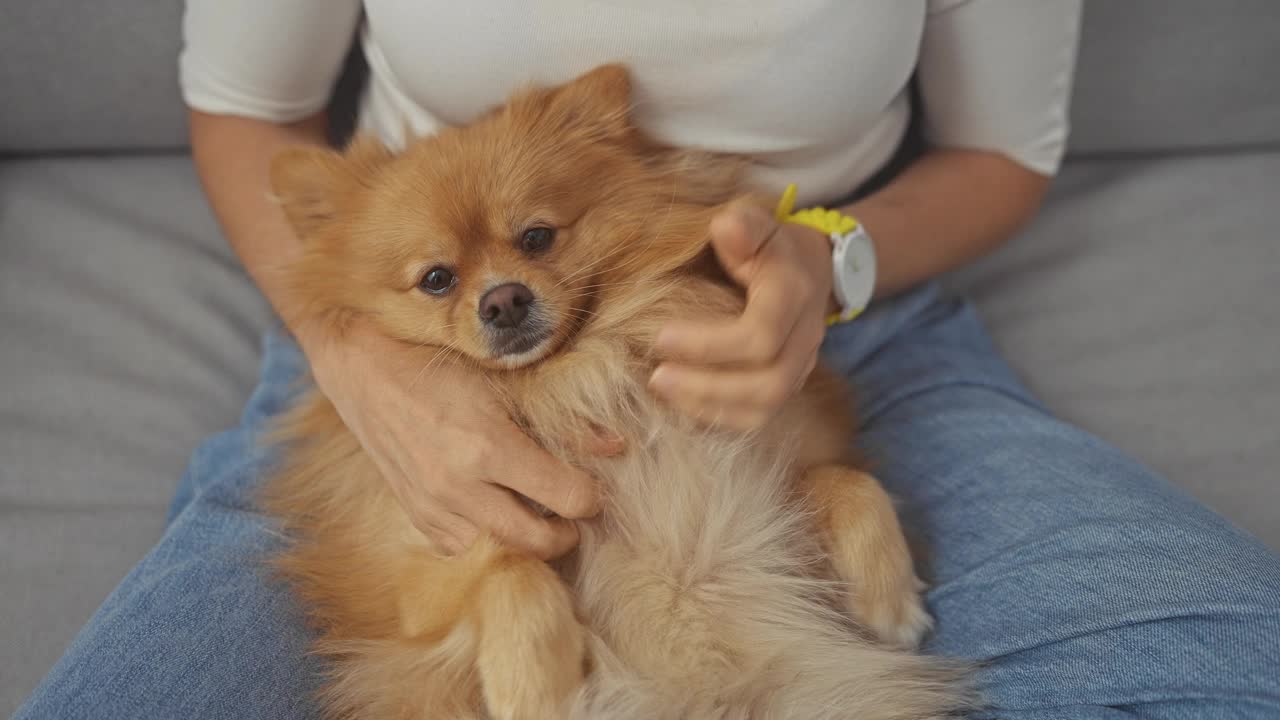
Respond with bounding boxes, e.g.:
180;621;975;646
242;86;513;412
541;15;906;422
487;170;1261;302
16;284;1280;719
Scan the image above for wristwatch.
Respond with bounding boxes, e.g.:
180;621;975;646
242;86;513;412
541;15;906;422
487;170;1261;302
773;184;878;326
826;221;877;325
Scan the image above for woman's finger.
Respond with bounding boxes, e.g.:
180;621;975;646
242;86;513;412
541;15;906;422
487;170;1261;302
650;341;818;431
489;426;602;521
417;510;477;557
649;363;789;417
655;263;803;367
580;425;627;457
471;486;581;560
651;380;774;433
660;311;819;417
708;200;777;283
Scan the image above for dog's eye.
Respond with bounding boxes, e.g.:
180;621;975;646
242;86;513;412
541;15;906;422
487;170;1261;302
520;227;556;255
418;267;456;295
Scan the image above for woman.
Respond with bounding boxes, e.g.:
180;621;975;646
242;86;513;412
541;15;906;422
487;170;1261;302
17;1;1280;718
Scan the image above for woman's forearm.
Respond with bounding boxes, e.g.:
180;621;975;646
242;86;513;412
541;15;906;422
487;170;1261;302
189;109;334;353
844;149;1051;299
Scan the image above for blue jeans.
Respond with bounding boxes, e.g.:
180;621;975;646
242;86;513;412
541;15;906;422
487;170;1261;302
16;284;1280;719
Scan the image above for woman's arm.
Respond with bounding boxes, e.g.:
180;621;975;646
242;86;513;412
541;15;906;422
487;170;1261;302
649;148;1048;430
183;1;604;558
189;110;331;347
189;110;601;559
849;148;1050;300
650;0;1080;430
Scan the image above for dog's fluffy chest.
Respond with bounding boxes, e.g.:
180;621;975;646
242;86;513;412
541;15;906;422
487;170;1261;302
512;362;833;693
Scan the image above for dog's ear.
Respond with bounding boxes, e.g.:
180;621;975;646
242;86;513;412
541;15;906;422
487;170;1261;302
270;135;392;239
542;63;634;139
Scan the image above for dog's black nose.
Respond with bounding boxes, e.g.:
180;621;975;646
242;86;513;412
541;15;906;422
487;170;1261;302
479;283;534;329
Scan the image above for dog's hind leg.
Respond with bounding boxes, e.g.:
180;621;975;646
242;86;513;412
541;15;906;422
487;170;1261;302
804;464;933;649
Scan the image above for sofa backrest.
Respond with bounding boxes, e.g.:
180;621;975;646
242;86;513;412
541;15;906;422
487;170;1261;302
2;1;1278;156
1069;0;1280;155
0;2;189;154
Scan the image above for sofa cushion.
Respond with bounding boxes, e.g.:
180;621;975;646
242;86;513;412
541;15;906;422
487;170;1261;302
0;156;273;714
2;150;1278;713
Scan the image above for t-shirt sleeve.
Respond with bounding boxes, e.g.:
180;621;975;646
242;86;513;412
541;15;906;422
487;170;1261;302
919;0;1083;175
179;0;364;122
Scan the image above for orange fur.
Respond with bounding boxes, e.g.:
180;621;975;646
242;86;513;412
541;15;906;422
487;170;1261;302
264;64;970;719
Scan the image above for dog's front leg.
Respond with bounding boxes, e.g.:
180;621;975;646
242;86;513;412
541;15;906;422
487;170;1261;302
474;552;587;720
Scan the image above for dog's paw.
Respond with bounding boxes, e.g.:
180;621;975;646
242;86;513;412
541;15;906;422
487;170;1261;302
482;621;584;720
853;575;933;650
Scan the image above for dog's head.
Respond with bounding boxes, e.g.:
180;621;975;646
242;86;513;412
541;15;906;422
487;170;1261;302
271;64;744;370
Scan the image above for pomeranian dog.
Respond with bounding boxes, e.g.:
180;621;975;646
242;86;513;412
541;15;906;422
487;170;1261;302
265;64;968;719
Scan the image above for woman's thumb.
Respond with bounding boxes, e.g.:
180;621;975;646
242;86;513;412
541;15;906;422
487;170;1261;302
709;200;775;284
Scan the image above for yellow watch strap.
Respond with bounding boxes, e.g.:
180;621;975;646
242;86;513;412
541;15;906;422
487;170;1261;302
773;183;859;237
773;184;864;327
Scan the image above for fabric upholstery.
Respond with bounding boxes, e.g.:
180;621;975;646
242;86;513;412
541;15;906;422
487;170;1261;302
1069;0;1280;154
0;2;189;153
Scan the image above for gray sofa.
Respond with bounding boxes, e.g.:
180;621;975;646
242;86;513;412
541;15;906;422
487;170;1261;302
2;1;1277;714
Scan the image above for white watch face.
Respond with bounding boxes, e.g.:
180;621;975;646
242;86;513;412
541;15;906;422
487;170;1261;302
833;226;876;313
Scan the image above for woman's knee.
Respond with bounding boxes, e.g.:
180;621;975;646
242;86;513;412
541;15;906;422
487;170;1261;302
859;385;1280;718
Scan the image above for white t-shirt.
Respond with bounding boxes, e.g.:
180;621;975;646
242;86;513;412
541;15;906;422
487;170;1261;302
180;1;1080;206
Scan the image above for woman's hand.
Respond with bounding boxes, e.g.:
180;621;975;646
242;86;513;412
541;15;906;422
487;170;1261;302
303;318;603;560
649;199;833;431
